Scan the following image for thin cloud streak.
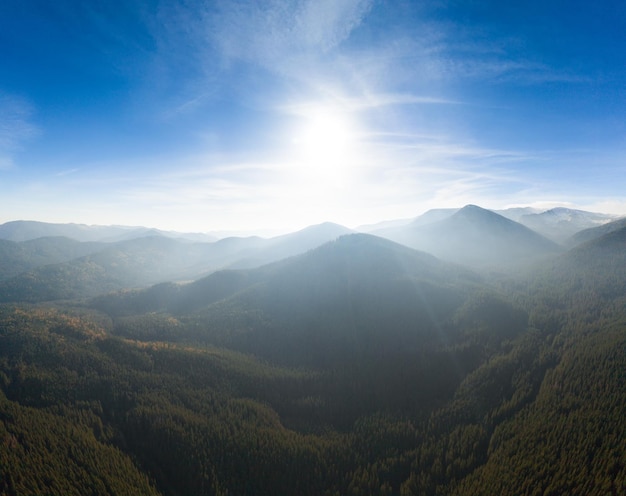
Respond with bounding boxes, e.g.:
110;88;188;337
0;93;38;170
280;92;462;117
208;0;373;66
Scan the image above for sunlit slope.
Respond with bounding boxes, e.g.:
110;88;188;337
188;234;479;364
94;234;529;368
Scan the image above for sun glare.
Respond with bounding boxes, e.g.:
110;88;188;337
290;106;360;190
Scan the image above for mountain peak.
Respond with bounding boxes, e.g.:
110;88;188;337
293;221;352;235
456;204;498;216
519;207;619;243
373;205;560;269
450;205;516;226
267;222;352;248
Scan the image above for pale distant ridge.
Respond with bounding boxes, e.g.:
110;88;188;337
0;220;217;243
408;208;458;226
0;221;354;302
1;205;621;290
373;205;560;269
517;207;618;243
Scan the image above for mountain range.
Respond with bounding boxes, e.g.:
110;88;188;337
516;207;619;243
1;205;625;495
1;206;622;302
0;206;626;496
0;220;218;243
373;205;561;269
2;205;619;245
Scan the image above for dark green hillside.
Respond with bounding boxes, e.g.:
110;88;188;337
453;324;626;496
439;227;626;495
368;226;626;495
0;305;371;495
0;392;160;496
0;297;536;496
0;306;160;495
522;226;626;334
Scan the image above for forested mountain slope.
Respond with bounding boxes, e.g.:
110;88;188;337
0;230;625;495
0;236;204;302
566;216;626;247
449;227;626;495
0;237;105;280
93;234;509;366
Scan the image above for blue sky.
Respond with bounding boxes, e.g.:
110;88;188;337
1;0;625;233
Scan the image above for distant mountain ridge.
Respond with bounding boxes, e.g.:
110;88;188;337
3;205;622;245
374;205;561;269
0;220;217;243
1;206;623;303
0;222;354;302
517;207;618;243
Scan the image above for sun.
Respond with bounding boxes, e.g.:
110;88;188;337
290;105;360;188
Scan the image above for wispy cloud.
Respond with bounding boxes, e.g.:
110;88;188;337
208;0;372;66
142;0;382;112
281;92;461;116
148;0;592;120
0;93;38;170
149;0;581;123
55;168;81;177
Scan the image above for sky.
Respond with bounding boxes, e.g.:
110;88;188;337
1;0;626;234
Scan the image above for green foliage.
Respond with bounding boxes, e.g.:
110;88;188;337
0;392;160;496
1;230;626;494
453;325;626;495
